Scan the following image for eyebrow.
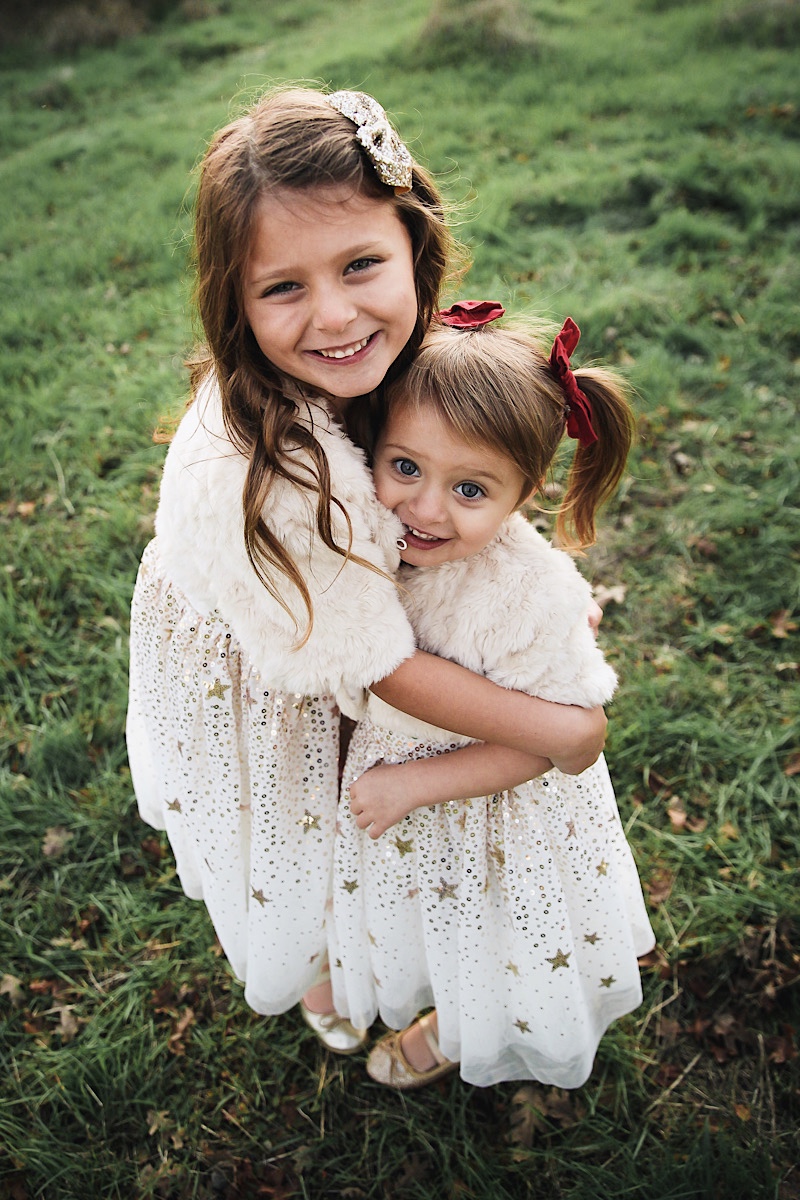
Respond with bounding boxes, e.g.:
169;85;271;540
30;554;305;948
382;441;506;487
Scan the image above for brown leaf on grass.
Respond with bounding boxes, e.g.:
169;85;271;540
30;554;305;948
644;867;674;907
16;501;37;518
593;583;627;607
507;1084;585;1154
783;752;800;778
167;1007;195;1055
507;1085;549;1152
666;796;687;829
55;1006;79;1042
0;974;25;1006
687;534;718;558
42;826;73;858
769;609;797;639
766;1027;796;1064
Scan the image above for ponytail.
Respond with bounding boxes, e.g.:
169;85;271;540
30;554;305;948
556;367;635;548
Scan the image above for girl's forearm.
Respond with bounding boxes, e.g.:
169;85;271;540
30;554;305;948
372;651;606;773
347;743;552;839
401;743;551;806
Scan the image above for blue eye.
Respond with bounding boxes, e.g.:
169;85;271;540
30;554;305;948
455;481;484;499
263;280;298;297
394;458;419;477
347;257;380;274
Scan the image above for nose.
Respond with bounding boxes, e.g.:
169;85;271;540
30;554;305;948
311;283;358;335
407;484;448;529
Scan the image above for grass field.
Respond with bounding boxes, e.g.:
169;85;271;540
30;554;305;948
1;0;799;1196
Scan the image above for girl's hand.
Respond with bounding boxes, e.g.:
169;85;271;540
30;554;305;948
588;598;603;637
348;761;419;839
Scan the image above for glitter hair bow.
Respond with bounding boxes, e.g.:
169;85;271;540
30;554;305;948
327;90;413;193
438;300;506;328
549;318;598;448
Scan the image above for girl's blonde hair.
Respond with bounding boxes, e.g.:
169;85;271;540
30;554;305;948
189;86;455;640
384;321;635;548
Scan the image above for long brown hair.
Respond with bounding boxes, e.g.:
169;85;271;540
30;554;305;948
190;86;455;641
384;321;635;548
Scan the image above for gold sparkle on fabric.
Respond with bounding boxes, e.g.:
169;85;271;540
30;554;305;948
506;962;520;976
596;859;609;876
434;877;458;902
298;810;321;833
600;975;616;988
206;678;230;700
514;1019;531;1033
394;836;414;856
166;799;182;813
406;887;420;899
251;887;268;906
584;932;599;944
491;844;506;868
566;820;577;839
343;879;359;894
546;948;571;970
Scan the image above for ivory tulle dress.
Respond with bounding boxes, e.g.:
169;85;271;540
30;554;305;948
127;378;415;1015
329;514;655;1087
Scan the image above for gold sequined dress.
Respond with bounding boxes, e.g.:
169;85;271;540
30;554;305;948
127;379;415;1015
329;515;655;1087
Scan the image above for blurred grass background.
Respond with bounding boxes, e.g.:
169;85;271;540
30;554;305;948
1;0;798;1196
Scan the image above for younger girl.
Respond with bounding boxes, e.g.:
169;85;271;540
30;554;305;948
126;92;607;1046
330;304;655;1086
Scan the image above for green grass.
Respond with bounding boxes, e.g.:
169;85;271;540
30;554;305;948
1;0;799;1196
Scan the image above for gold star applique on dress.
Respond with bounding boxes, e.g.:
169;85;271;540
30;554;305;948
596;859;609;876
584;932;599;944
514;1019;531;1033
343;879;359;894
546;948;571;971
395;836;414;856
434;877;458;902
251;887;268;906
491;845;506;868
406;886;420;899
206;678;230;701
166;799;182;813
297;810;321;834
566;820;577;839
600;975;616;988
506;962;520;977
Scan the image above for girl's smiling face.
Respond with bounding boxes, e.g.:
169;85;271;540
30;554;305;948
373;402;531;566
243;186;418;410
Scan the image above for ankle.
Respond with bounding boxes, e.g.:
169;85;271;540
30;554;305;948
302;979;334;1015
400;1012;439;1073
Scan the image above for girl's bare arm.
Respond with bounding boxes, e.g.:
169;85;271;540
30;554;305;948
348;742;550;839
371;650;606;774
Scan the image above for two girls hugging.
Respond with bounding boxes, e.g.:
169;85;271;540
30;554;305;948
127;87;653;1090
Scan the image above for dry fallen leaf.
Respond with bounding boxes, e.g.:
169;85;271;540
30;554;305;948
507;1084;549;1152
0;974;25;1006
593;583;627;607
42;826;73;858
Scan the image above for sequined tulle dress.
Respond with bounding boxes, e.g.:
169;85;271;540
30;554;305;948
127;382;415;1015
328;516;655;1087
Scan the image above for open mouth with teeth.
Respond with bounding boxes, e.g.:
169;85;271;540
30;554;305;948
402;525;450;550
313;334;374;360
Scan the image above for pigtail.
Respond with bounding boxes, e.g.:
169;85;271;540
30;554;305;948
556;367;635;548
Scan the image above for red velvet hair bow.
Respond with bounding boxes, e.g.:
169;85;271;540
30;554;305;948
438;300;506;329
549;318;598;449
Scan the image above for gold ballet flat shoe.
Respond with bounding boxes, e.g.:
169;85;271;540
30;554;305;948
366;1011;457;1089
300;1001;369;1054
